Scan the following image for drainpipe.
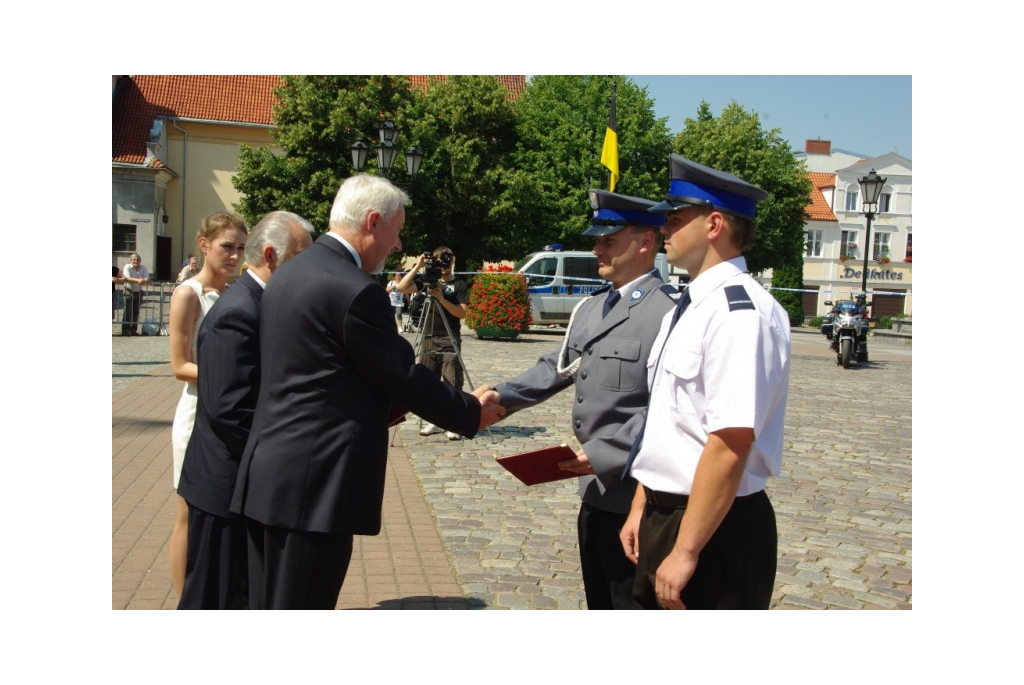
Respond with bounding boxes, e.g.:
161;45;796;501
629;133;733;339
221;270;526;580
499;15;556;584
171;119;189;267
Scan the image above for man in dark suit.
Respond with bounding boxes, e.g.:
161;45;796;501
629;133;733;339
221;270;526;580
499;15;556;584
177;210;314;609
232;175;506;609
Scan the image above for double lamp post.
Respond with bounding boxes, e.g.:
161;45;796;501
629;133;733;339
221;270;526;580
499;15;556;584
350;119;423;183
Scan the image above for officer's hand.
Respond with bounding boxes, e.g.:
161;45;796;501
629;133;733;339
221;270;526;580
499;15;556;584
558;448;593;475
620;511;641;565
655;548;697;610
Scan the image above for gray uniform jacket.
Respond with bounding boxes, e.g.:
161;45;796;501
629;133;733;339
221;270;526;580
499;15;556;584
495;270;677;514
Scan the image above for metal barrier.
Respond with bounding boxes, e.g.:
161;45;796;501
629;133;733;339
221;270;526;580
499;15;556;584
112;281;174;336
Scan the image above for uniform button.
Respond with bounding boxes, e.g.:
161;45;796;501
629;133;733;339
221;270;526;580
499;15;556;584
577;395;584;403
575;419;582;429
586;348;593;355
580;370;588;379
614;348;619;354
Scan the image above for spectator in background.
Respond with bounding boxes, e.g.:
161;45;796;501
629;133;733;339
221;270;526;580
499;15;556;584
112;265;124;320
177;256;199;284
386;272;405;333
121;253;150;336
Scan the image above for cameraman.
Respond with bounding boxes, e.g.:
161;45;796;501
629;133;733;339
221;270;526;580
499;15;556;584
398;246;469;440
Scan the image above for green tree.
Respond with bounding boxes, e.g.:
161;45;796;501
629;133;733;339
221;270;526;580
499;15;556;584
399;76;519;271
232;76;421;233
508;76;672;252
672;101;811;277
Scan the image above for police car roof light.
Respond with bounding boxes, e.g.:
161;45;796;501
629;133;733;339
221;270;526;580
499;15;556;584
543;243;564;251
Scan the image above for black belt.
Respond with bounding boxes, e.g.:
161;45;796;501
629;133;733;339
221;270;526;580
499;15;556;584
643;486;762;509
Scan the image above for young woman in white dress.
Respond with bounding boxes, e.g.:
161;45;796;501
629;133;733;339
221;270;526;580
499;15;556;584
168;211;247;598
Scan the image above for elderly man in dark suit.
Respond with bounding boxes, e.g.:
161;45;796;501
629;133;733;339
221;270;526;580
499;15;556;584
176;210;314;609
492;190;677;609
232;175;505;609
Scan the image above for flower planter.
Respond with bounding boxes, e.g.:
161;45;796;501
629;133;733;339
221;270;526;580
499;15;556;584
474;327;520;340
465;266;532;340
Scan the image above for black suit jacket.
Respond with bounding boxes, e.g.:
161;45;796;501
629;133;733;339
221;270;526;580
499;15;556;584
178;270;264;518
231;235;481;535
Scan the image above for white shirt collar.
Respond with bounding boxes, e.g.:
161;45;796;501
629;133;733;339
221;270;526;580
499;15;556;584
323;231;362;269
687;255;747;305
246;269;267;289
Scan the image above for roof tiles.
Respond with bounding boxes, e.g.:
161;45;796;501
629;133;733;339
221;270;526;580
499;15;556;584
113;75;526;166
806;171;836;221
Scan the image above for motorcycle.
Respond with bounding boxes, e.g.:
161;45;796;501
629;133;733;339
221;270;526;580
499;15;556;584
820;299;869;368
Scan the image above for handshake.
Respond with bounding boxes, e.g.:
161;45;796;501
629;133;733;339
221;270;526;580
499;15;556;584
471;384;505;431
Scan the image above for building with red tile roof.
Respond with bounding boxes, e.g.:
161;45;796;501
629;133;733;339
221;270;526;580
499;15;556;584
793;140;912;319
112;75;526;279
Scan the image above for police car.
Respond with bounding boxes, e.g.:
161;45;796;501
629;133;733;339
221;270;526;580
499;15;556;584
514;244;676;326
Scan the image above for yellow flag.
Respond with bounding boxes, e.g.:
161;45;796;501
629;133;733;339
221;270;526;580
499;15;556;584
601;85;619;192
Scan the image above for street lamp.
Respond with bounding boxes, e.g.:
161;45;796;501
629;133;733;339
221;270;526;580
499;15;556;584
350;119;423;182
858;169;888;294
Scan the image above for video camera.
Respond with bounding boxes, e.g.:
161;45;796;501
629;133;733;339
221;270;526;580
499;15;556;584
422;250;452;287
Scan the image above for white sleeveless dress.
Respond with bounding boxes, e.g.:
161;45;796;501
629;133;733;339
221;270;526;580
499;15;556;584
171;279;219;488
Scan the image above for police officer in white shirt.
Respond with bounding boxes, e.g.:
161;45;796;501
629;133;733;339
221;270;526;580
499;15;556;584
620;154;791;610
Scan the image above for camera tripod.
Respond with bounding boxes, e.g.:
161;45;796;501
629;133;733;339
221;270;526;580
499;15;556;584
393;288;478;444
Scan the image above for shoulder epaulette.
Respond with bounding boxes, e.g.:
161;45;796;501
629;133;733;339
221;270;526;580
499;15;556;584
659;284;679;297
724;285;755;311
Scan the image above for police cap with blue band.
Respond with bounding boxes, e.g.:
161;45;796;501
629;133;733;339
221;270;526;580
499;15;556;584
584;189;666;237
648;154;769;219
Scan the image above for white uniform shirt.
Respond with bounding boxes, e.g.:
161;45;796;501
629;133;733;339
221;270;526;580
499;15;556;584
631;256;791;496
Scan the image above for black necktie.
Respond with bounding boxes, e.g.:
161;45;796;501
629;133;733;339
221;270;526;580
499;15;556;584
620;289;692;480
602;290;621;318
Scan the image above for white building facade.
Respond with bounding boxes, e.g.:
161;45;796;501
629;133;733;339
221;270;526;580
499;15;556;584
796;141;912;319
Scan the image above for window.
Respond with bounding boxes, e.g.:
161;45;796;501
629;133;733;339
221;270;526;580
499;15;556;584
113;224;136;253
872;232;891;261
878;192;891;213
841;230;858;258
805;230;823;257
521;256;557;287
905;229;912;263
845;190;859;212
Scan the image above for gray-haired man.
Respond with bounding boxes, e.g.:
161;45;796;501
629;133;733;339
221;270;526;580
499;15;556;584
177;210;314;609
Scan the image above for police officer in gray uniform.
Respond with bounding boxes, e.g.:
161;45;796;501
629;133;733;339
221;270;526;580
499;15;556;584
492;189;678;609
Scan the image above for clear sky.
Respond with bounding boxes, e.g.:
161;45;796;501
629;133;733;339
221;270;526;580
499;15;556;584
627;75;912;161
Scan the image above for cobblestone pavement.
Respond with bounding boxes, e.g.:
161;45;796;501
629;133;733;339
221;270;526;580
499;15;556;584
113;323;911;609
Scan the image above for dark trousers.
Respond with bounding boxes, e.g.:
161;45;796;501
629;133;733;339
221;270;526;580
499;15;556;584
633;489;777;610
578;503;636;610
122;289;140;335
420;336;463;389
177;504;249;610
246;519;353;610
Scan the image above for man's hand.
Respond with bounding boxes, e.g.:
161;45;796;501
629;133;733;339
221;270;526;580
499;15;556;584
472;385;506;430
655;548;698;610
557;447;593;475
619;483;645;565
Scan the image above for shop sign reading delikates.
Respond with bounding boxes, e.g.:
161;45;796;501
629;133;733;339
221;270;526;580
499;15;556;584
840;267;904;281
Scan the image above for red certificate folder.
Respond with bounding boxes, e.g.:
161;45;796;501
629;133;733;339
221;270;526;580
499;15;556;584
495;445;578;486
